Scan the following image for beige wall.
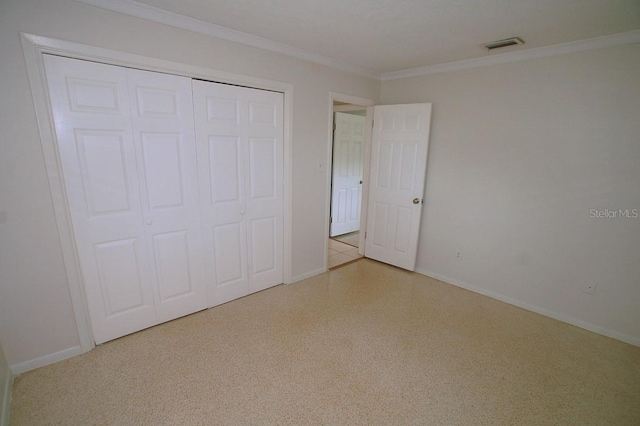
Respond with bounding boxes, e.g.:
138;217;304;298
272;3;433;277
0;0;378;369
380;43;640;344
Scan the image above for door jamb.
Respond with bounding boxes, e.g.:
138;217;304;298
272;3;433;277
325;92;374;271
21;33;295;361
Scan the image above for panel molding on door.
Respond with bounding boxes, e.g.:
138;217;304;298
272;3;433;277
365;103;432;271
193;80;284;307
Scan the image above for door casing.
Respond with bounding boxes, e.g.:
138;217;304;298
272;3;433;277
325;93;375;270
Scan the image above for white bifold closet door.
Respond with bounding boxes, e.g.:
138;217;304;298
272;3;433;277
192;80;284;307
44;55;207;344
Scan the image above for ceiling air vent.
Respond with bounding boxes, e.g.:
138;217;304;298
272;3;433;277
483;37;524;51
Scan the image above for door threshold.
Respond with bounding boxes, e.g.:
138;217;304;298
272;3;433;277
328;256;364;270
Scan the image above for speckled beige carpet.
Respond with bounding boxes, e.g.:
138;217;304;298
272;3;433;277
10;260;640;425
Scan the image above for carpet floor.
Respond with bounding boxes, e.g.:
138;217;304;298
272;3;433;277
10;260;640;425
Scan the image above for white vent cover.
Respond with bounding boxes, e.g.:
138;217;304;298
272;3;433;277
483;37;524;50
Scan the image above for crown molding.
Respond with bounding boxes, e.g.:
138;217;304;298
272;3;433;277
72;0;640;83
381;29;640;81
73;0;381;80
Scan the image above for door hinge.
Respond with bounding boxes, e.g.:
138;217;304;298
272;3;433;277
365;231;367;239
371;119;374;128
330;217;333;223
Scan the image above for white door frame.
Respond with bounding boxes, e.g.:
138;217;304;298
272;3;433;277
325;92;374;270
21;33;294;359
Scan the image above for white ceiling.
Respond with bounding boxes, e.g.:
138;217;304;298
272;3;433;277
130;0;640;74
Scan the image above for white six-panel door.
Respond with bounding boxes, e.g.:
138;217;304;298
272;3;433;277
44;55;207;343
126;68;207;324
365;103;432;271
192;80;284;307
330;112;365;237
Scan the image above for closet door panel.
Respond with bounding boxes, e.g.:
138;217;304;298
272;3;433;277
44;55;156;344
208;135;243;211
212;221;249;303
206;132;248;303
152;230;192;300
94;238;146;315
140;132;184;209
127;68;207;323
250;217;276;274
75;130;130;215
245;90;284;293
193;80;249;306
248;137;276;200
193;80;283;306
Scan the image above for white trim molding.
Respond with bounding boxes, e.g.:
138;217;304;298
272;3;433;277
325;93;375;270
1;369;11;426
290;267;328;284
20;32;295;370
416;268;640;348
73;0;379;80
381;29;640;80
10;346;85;375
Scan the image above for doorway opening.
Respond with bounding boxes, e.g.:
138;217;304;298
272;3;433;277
328;101;367;269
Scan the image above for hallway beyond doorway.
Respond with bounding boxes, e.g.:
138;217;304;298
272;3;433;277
328;238;362;269
331;231;359;247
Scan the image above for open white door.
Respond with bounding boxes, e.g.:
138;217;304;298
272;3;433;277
364;103;432;271
330;112;365;237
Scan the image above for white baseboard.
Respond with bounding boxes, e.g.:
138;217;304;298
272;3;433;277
416;268;640;347
1;369;11;426
289;267;327;284
10;345;85;375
